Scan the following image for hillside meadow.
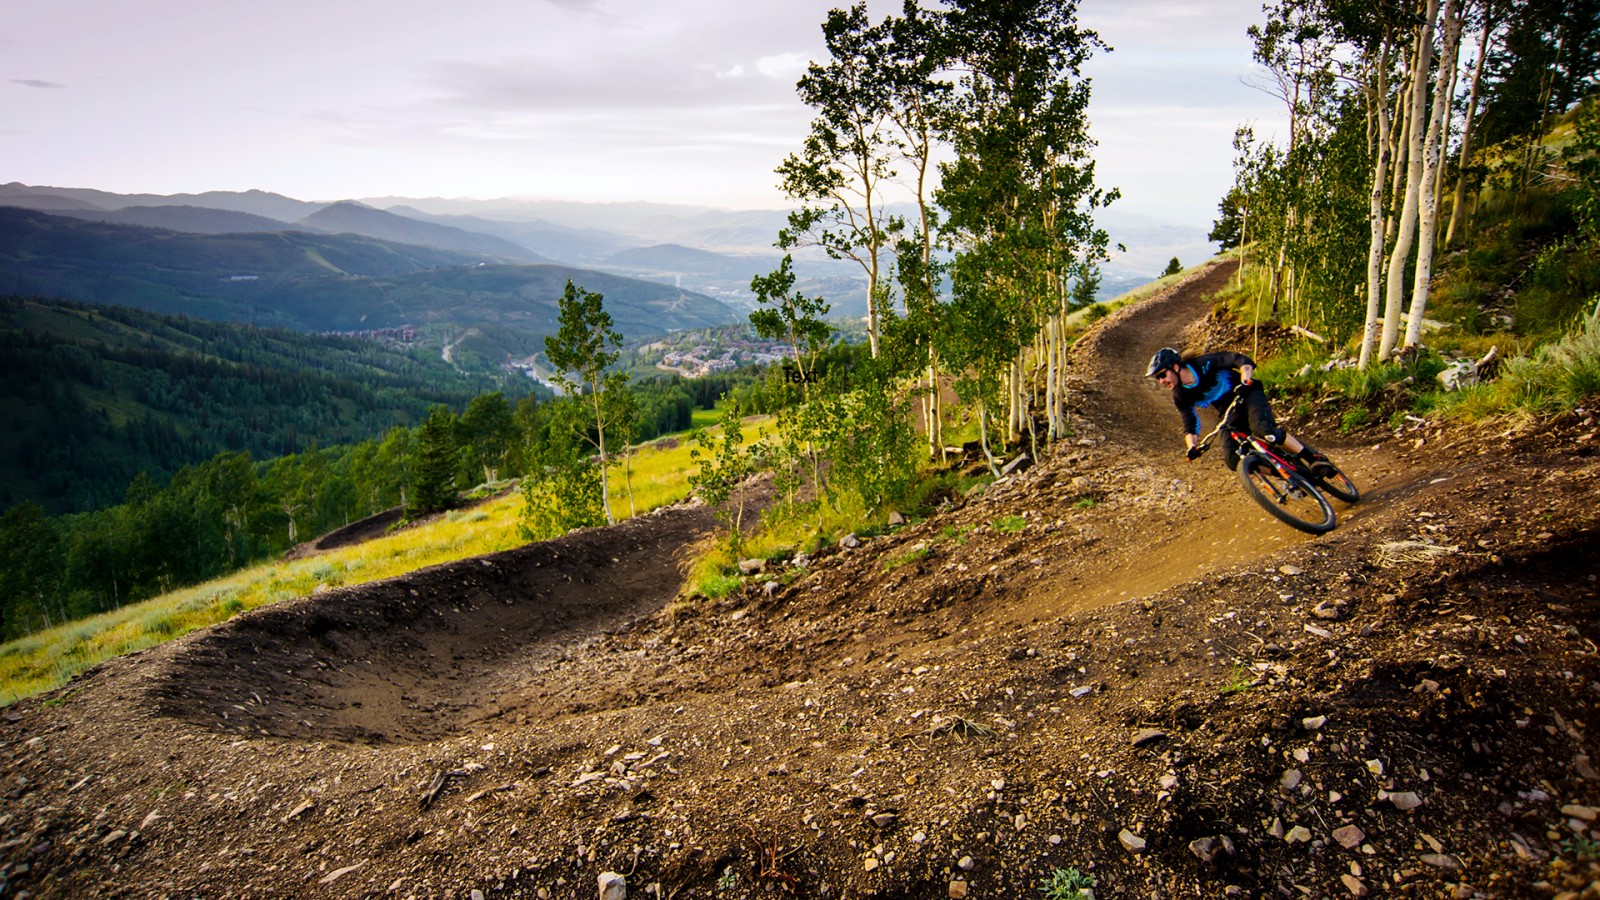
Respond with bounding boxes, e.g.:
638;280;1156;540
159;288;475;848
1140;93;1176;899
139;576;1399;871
0;419;733;705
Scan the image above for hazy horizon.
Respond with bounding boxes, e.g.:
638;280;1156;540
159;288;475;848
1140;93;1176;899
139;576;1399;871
6;0;1287;233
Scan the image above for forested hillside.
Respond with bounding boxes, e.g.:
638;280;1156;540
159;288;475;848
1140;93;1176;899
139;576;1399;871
0;207;737;342
0;296;528;513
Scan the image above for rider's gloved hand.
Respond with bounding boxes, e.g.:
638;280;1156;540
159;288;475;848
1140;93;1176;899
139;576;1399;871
1185;446;1203;461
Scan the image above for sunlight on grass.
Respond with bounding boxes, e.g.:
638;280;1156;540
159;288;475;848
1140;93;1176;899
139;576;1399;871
0;422;739;706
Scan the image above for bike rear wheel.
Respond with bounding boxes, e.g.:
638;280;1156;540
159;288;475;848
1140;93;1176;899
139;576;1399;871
1308;459;1360;504
1238;454;1337;534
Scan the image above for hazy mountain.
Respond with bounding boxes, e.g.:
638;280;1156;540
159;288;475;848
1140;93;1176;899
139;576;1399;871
0;183;106;211
1;184;1216;312
46;204;306;235
385;207;629;263
0;184;325;221
360;196;722;234
0;207;735;345
603;243;777;278
299;201;549;263
642;208;793;252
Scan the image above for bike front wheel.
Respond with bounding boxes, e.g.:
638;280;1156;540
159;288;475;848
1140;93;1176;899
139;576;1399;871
1238;454;1337;534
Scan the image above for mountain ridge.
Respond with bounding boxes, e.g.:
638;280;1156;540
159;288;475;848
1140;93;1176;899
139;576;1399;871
0;207;737;342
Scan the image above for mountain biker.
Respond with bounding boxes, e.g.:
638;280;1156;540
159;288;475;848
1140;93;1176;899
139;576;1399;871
1145;347;1332;474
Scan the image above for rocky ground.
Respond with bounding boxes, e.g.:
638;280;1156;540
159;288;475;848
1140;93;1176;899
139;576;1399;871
2;260;1598;899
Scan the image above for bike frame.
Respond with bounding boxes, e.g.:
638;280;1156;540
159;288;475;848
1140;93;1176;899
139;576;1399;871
1196;396;1312;493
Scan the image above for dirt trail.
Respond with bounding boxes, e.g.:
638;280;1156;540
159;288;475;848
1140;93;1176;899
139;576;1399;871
2;261;1596;900
1027;259;1392;619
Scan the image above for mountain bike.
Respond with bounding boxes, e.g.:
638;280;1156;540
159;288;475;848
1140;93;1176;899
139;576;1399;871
1194;393;1359;535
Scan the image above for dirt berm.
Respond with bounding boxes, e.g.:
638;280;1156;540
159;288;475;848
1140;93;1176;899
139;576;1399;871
3;260;1598;899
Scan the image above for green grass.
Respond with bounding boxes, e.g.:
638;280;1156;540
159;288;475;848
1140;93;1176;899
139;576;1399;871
992;514;1028;533
939;524;976;544
689;405;723;430
882;544;933;571
1040;867;1097;900
0;423;727;706
1442;305;1600;417
1221;664;1257;694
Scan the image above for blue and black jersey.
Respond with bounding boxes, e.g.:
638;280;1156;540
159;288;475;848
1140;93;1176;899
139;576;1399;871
1171;351;1255;436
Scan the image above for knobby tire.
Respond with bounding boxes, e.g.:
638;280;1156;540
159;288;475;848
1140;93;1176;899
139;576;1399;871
1238;454;1337;534
1308;461;1360;504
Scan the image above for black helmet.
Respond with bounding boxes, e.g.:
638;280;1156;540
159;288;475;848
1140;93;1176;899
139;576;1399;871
1146;347;1180;377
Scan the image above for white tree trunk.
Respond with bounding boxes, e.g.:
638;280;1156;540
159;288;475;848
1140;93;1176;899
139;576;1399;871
1404;0;1464;350
1380;0;1438;360
1360;44;1394;368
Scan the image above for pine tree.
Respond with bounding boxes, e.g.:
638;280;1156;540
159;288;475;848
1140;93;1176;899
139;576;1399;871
409;406;457;518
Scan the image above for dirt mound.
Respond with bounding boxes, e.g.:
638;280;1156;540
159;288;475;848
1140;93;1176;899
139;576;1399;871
2;259;1597;899
283;507;406;560
152;504;717;744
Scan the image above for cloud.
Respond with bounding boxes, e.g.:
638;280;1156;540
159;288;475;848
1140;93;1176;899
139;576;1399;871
755;53;808;80
11;78;65;89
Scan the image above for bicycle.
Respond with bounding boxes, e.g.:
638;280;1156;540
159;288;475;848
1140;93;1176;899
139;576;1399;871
1193;393;1360;535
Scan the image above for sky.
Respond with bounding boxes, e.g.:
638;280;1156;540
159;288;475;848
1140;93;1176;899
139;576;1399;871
4;0;1289;231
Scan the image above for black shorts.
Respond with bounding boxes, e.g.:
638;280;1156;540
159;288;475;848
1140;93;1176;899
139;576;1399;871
1220;384;1285;470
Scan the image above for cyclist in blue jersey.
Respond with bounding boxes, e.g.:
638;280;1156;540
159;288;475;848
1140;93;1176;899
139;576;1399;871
1145;347;1332;473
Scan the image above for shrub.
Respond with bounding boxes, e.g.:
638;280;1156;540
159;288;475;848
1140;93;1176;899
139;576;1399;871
1339;407;1370;434
1040;867;1096;900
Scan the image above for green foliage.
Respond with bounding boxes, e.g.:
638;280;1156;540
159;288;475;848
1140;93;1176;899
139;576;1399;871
0;295;521;514
1209;187;1246;250
408;406;458;518
545;281;622;390
457;393;521;485
749;256;832;383
688;400;759;545
1446;308;1600;417
545;280;627;524
819;364;921;513
1566;99;1600;249
1339;407;1371;434
1222;664;1257;694
1039;866;1096;900
991;514;1027;534
882;544;932;571
1161;257;1182;277
1562;833;1600;862
518;398;607;541
939;524;975;544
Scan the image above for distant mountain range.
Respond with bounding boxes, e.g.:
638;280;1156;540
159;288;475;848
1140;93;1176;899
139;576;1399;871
0;182;1217;328
0;205;737;357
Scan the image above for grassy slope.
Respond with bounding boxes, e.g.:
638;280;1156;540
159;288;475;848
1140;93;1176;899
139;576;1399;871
0;420;723;704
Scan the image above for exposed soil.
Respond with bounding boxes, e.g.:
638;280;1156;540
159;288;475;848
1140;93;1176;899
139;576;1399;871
4;259;1599;899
